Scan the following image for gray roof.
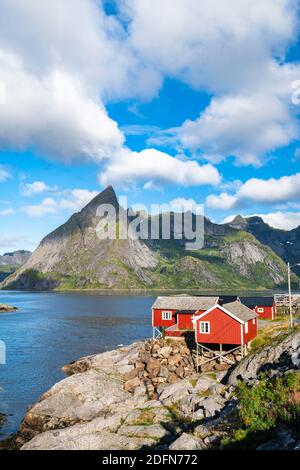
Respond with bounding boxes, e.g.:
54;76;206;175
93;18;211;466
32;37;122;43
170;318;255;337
222;301;258;322
152;296;218;311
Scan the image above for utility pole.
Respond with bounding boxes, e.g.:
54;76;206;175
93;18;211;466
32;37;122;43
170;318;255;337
288;262;300;328
288;262;293;328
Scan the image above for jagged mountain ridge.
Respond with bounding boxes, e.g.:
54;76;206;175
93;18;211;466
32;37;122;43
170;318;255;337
1;187;297;291
228;215;300;276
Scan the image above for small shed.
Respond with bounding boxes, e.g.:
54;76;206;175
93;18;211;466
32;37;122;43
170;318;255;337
151;295;218;338
240;296;276;320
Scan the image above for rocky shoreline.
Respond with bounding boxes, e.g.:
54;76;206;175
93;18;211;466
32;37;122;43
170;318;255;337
1;329;300;451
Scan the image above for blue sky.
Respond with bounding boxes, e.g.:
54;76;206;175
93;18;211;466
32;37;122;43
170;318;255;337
0;0;300;252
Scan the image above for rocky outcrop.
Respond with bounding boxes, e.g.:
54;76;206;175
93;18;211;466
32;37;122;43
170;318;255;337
0;303;18;312
4;329;299;451
227;329;300;385
18;340;232;450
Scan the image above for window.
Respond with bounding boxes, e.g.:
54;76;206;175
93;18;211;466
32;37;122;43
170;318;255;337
257;308;264;313
162;311;172;321
245;322;248;334
200;321;210;334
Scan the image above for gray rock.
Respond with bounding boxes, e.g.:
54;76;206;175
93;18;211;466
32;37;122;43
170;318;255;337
169;433;205;450
257;440;282;450
227;330;300;385
118;424;169;440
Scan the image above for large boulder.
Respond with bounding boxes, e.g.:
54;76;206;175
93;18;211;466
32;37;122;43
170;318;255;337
227;330;300;385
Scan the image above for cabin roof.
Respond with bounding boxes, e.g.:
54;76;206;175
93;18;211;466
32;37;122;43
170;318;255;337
240;296;274;308
222;301;259;322
152;296;218;311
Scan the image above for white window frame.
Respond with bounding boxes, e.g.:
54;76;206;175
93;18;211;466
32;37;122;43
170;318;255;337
257;308;264;313
200;321;210;334
245;322;249;334
162;311;172;321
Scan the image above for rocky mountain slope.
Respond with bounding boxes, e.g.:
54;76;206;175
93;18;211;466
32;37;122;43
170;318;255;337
228;215;300;276
6;327;299;451
1;187;297;291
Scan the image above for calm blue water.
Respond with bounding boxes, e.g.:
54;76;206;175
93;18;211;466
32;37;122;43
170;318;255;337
0;291;155;439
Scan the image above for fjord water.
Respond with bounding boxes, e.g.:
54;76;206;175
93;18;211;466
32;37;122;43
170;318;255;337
0;291;155;439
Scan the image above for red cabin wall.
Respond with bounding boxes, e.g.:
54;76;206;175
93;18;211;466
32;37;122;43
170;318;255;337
243;317;258;344
177;313;193;330
195;307;242;345
152;309;177;328
254;304;276;320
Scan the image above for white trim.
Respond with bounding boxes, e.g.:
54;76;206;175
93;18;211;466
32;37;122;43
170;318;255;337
152;308;154;327
252;318;255;325
240;323;244;345
192;303;245;325
199;321;210;334
162;310;172;321
245;322;248;334
272;306;274;320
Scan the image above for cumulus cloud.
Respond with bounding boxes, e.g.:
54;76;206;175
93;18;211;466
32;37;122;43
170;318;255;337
124;0;300;166
0;54;124;161
206;173;300;210
177;90;299;166
21;181;57;197
99;148;221;188
0;0;299;185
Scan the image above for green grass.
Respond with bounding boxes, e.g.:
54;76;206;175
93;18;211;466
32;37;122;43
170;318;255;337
221;371;300;449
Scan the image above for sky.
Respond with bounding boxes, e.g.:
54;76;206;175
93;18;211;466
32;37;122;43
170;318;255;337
0;0;300;253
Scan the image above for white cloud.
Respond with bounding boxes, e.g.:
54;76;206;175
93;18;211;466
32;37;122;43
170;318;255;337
124;0;297;92
206;173;300;210
22;198;58;217
59;189;99;211
177;90;298;166
0;234;36;252
21;189;99;217
21;181;56;197
0;55;124;162
223;211;300;230
168;198;203;214
0;165;11;182
99;148;221;188
206;193;238;210
0;208;15;216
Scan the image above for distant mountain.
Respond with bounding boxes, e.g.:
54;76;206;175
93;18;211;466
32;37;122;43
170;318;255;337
0;250;32;266
228;215;300;276
1;188;297;291
0;250;32;282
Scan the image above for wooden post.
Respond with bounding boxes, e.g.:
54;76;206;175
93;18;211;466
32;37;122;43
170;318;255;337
220;344;223;363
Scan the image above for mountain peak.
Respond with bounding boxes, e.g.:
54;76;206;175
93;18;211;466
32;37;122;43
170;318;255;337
81;186;119;214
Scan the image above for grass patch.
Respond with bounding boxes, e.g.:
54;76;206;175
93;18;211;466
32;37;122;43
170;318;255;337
221;371;300;449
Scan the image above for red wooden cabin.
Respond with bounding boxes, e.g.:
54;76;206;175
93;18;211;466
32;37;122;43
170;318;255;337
192;301;258;346
239;296;276;320
152;296;218;338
